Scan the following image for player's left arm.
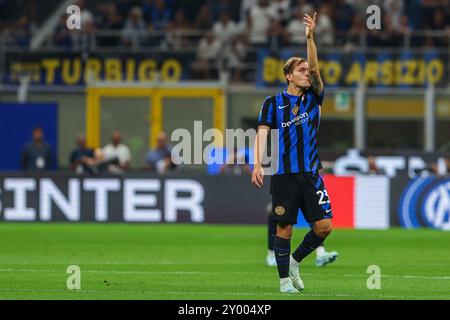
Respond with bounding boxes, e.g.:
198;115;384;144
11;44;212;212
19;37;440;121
304;12;323;96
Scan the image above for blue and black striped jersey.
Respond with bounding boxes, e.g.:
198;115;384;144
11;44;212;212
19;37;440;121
257;88;324;175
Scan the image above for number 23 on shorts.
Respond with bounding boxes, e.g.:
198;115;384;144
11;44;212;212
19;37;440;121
316;189;330;205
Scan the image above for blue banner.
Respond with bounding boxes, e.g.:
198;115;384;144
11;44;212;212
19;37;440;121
256;48;448;88
0;103;58;170
3;52;190;86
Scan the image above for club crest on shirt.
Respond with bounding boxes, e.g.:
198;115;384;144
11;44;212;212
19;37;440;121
292;105;299;116
274;206;285;215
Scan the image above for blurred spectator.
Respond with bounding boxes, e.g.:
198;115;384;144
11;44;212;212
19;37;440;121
116;0;137;20
405;0;423;30
286;9;306;45
174;0;205;24
224;35;248;82
207;0;229;22
219;147;251;176
103;130;131;173
54;14;73;48
384;0;404;30
121;6;147;47
267;18;288;50
11;0;450;52
0;0;7;27
367;156;385;175
430;9;449;47
240;0;258;21
248;0;273;46
370;12;399;47
212;12;238;47
70;0;96;49
267;0;290;24
148;0;172;31
235;9;252;37
193;5;213;30
444;1;450;23
333;0;355;45
142;0;154;22
346;0;382;15
205;0;241;22
398;14;413;35
77;13;97;49
193;31;221;79
80;148;119;175
14;14;33;47
144;132;177;174
316;5;334;46
163;9;191;51
345;15;366;49
291;0;314;17
69;134;95;174
81;9;95;27
21;127;53;171
420;0;447;29
98;3;123;47
432;156;450;177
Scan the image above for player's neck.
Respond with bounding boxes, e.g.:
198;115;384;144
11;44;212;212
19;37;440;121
286;85;306;96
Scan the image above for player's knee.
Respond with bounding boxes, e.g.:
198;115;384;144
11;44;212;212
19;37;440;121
314;222;332;238
322;224;333;237
276;224;293;239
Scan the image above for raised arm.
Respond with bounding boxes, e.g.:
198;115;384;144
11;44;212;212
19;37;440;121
304;12;323;95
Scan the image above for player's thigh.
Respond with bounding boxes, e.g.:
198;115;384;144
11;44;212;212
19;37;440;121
270;174;301;226
299;172;333;223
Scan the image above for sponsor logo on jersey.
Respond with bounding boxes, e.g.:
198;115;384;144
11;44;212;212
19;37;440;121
281;112;309;128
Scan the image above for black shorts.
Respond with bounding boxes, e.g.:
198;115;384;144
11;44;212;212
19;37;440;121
270;172;333;226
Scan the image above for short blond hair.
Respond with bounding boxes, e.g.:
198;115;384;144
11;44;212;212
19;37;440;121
283;57;307;85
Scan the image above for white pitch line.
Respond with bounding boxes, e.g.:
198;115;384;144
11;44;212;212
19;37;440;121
0;260;258;265
390;275;450;280
4;260;449;267
0;288;380;298
0;288;425;299
1;268;450;281
342;273;450;280
0;269;256;275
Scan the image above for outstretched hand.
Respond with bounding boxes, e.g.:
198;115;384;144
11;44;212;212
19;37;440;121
304;12;317;38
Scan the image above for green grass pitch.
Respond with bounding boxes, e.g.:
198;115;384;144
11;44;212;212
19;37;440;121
0;223;449;300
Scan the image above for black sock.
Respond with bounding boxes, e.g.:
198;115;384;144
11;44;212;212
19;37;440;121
309;225;324;248
274;236;290;278
268;217;277;251
292;230;324;263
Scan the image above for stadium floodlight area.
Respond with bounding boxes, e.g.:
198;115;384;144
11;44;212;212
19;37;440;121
85;79;227;150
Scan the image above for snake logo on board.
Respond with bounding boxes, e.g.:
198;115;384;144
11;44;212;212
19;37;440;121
398;177;450;230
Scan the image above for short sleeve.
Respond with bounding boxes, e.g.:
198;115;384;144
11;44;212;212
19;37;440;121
257;96;274;127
